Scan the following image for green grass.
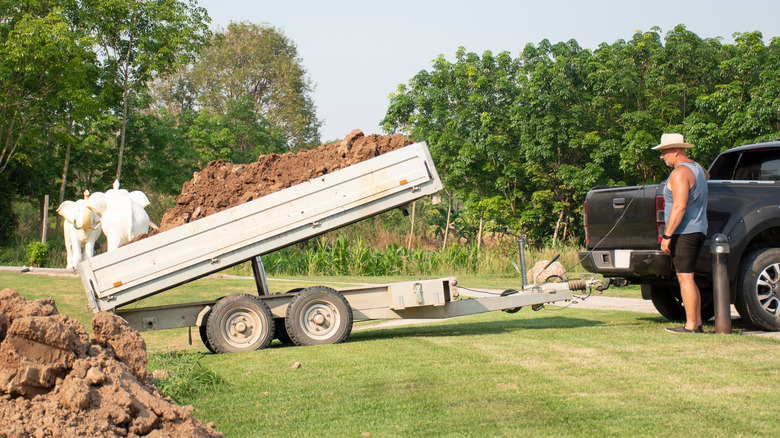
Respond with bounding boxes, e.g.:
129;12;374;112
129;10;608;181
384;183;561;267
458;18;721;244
3;272;777;437
190;311;779;437
147;351;227;404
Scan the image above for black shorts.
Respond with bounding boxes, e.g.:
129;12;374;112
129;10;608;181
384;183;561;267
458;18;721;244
669;233;705;274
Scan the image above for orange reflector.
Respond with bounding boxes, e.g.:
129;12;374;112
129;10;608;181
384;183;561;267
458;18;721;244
113;281;123;287
399;179;408;185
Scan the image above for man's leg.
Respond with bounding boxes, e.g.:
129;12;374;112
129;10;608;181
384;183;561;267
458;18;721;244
677;272;702;330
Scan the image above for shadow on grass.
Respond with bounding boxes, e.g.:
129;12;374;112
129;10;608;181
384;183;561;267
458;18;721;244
636;315;675;324
347;315;605;343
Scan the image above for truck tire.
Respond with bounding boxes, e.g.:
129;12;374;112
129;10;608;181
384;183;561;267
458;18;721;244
735;248;780;331
649;285;715;322
649;285;686;321
285;286;353;346
206;294;275;353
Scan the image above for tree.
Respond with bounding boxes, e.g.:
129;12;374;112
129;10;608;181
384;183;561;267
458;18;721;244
0;1;88;174
0;0;104;238
384;48;523;241
383;27;780;245
187;22;321;150
84;0;210;183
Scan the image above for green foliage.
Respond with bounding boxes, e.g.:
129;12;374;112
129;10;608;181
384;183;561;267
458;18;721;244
3;16;780;258
384;25;780;245
25;242;49;267
259;233;567;278
173;22;321;149
147;351;227;405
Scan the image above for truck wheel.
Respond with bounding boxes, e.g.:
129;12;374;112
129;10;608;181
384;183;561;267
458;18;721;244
285;286;353;346
206;294;275;353
736;248;780;331
649;285;715;322
649;285;686;320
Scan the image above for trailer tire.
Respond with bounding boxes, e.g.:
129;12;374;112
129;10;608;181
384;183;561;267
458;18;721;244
198;308;217;354
649;284;715;322
500;289;522;313
285;286;353;346
206;294;275;353
274;318;294;344
735;248;780;331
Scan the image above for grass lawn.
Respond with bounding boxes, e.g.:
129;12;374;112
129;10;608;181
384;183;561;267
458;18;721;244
3;272;777;437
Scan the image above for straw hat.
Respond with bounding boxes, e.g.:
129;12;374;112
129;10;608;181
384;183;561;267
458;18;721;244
652;133;694;150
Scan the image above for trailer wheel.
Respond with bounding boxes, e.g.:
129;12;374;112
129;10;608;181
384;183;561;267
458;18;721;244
198;308;217;354
274;318;294;344
649;284;715;322
206;294;275;353
735;248;780;331
285;286;353;346
500;289;522;313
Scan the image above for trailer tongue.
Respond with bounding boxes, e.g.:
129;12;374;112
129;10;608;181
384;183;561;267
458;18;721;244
78;142;602;353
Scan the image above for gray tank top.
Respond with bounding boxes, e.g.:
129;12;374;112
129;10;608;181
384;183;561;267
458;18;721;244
663;162;708;235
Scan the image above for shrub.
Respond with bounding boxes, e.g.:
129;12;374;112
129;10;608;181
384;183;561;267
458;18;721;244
25;242;49;267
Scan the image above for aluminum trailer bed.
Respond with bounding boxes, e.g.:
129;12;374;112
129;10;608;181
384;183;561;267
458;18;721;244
78;142;599;353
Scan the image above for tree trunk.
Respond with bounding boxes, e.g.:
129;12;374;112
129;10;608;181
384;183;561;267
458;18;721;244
442;190;452;250
116;88;131;183
552;210;564;246
407;201;416;251
1;118;15;172
477;215;484;255
57;115;75;231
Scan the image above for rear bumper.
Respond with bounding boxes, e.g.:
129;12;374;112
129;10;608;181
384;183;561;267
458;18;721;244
578;249;672;278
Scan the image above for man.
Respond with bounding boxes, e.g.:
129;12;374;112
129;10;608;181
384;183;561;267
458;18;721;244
652;133;709;334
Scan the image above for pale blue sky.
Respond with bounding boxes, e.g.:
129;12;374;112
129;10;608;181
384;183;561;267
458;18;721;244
196;0;780;142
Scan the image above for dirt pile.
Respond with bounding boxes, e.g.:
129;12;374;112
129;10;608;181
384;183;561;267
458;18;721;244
0;289;223;437
158;129;412;232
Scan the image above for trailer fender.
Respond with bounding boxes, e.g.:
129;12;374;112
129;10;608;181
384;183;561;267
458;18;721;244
196;305;212;327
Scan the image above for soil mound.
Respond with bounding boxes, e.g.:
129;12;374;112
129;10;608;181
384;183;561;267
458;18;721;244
158;129;412;232
0;289;223;437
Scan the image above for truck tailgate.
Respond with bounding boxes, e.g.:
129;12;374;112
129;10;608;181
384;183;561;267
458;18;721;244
585;184;660;250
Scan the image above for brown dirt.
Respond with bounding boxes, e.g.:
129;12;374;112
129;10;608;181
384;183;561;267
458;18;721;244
157;129;412;232
0;289;223;438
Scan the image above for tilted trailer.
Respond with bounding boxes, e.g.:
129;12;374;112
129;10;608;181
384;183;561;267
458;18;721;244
78;142;604;353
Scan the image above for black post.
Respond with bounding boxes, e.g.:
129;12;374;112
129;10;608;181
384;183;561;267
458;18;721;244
710;233;731;334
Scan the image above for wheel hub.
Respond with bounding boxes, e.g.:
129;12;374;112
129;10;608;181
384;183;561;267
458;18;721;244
225;311;260;346
301;302;339;339
756;263;780;316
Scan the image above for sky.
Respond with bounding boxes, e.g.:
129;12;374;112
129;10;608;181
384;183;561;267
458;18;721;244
196;0;780;142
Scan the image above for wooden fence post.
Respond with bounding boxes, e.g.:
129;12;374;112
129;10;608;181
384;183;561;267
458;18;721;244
41;195;49;244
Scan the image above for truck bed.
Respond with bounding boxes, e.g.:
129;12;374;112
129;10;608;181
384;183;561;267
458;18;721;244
79;142;443;313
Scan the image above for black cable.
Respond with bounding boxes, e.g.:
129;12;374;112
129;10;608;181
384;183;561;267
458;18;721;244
456;286;505;296
568;185;645;272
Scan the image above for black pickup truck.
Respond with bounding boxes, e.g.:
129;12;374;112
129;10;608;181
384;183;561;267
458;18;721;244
579;140;780;331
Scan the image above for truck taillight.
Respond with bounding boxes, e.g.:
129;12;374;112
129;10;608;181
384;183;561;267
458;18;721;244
655;195;665;243
583;200;589;246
